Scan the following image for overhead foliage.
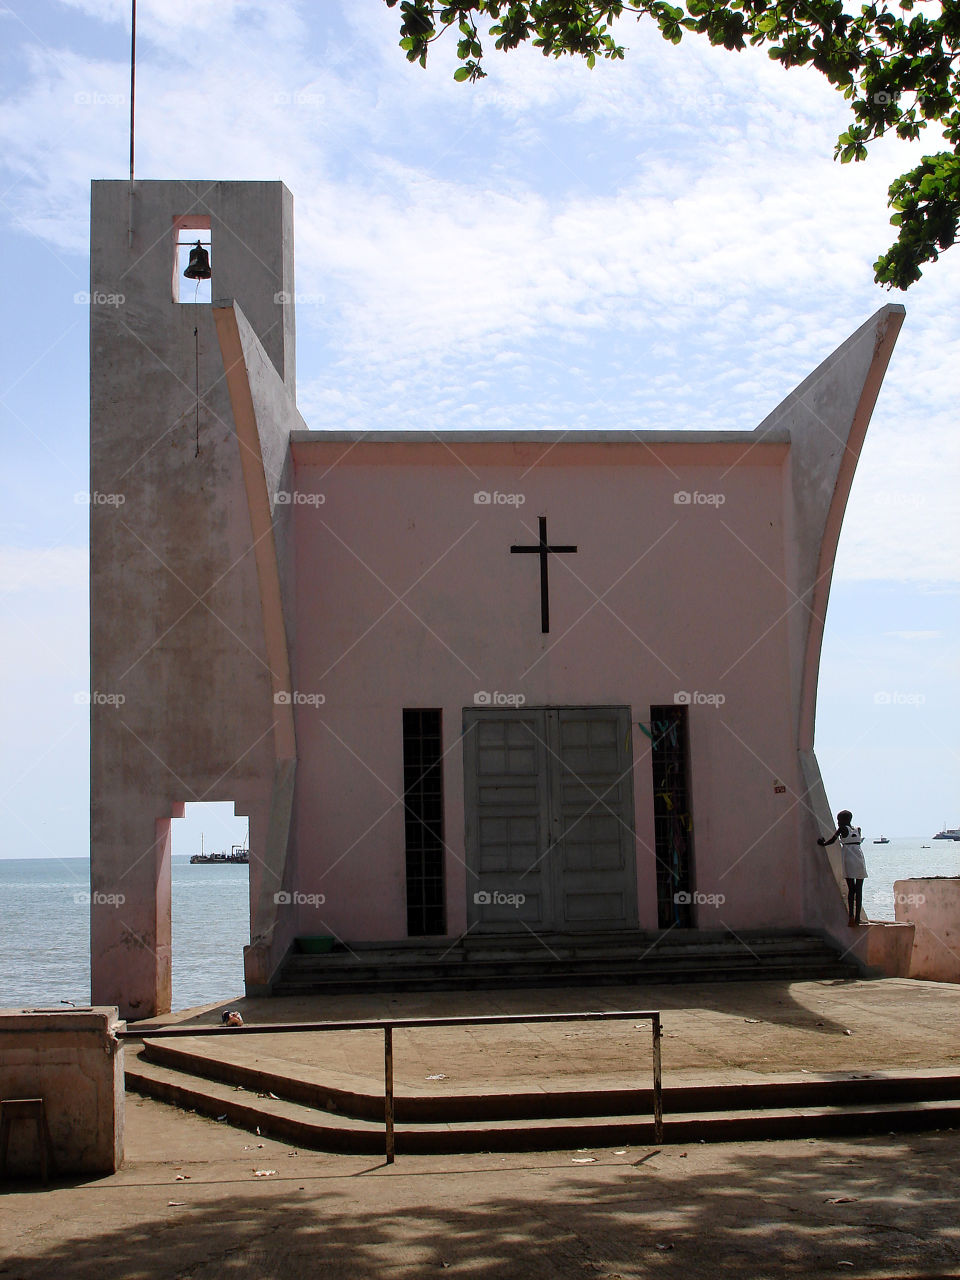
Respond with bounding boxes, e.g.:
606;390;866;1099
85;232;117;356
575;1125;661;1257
384;0;960;287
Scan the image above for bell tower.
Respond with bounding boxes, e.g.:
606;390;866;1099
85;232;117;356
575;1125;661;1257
89;181;297;1018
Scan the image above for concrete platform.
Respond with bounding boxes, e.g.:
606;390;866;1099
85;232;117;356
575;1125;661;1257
135;977;960;1091
124;977;960;1152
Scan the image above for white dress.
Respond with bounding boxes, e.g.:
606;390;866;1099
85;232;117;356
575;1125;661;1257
840;827;868;880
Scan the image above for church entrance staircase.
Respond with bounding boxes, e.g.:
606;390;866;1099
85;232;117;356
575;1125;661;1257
271;929;857;997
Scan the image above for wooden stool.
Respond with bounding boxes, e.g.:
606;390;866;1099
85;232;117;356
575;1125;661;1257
0;1098;55;1182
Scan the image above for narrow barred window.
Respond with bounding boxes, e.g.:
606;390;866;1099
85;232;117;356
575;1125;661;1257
650;705;695;928
403;709;445;936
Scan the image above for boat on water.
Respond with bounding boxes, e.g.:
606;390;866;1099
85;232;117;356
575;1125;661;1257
873;835;890;844
190;832;249;864
190;846;248;864
933;827;960;841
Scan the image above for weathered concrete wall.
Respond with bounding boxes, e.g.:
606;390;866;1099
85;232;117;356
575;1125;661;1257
895;877;960;982
90;182;297;1018
0;1008;124;1176
213;300;305;990
839;921;916;977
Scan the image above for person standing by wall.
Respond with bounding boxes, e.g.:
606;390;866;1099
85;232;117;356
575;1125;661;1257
818;809;868;926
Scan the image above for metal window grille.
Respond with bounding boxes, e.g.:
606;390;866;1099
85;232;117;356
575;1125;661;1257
650;705;695;927
402;709;446;936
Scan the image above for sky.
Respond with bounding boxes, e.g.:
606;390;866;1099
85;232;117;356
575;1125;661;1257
0;0;957;859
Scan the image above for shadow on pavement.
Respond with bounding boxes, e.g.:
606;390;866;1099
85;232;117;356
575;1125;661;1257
5;1135;958;1279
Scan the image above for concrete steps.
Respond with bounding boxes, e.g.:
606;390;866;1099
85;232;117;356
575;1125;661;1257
272;930;859;996
125;1041;960;1155
126;1048;386;1154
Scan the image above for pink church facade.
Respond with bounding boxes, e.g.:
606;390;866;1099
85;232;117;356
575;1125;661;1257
89;180;904;1018
290;433;800;942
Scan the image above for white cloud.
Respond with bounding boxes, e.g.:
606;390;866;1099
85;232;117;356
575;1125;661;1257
883;631;944;640
0;0;957;592
0;546;88;592
0;0;956;856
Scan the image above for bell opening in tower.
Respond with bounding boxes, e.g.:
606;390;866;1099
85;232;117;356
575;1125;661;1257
173;214;212;304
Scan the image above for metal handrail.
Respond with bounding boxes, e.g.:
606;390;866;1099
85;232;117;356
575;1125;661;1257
120;1009;663;1162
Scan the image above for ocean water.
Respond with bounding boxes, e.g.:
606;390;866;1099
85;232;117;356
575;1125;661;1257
1;838;957;1010
0;857;248;1011
859;835;960;921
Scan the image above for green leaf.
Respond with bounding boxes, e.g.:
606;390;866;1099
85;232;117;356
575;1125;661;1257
382;0;960;289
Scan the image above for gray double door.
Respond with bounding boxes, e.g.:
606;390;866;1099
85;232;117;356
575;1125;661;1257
463;707;638;932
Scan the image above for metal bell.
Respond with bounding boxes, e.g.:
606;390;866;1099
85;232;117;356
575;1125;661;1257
183;241;211;280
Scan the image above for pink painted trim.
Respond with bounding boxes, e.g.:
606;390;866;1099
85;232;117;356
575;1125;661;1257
213;304;296;763
291;439;789;469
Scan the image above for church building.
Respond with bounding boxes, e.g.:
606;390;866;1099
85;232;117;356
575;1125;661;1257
89;180;904;1019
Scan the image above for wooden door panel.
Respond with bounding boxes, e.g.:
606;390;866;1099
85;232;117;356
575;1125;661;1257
554;708;637;930
464;707;637;933
464;710;551;930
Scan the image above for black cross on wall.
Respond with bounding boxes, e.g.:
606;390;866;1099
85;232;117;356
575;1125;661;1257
510;516;578;634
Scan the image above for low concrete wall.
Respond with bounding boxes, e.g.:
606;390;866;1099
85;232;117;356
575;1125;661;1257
844;921;916;978
0;1007;124;1177
895;877;960;983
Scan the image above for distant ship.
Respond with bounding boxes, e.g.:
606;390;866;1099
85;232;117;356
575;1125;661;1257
190;832;249;864
873;835;890;844
933;827;960;841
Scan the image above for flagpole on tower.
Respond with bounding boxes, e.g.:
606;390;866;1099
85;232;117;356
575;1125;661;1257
128;0;136;244
129;0;136;181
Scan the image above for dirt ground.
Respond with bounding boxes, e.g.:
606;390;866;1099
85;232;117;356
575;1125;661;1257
2;1093;959;1280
